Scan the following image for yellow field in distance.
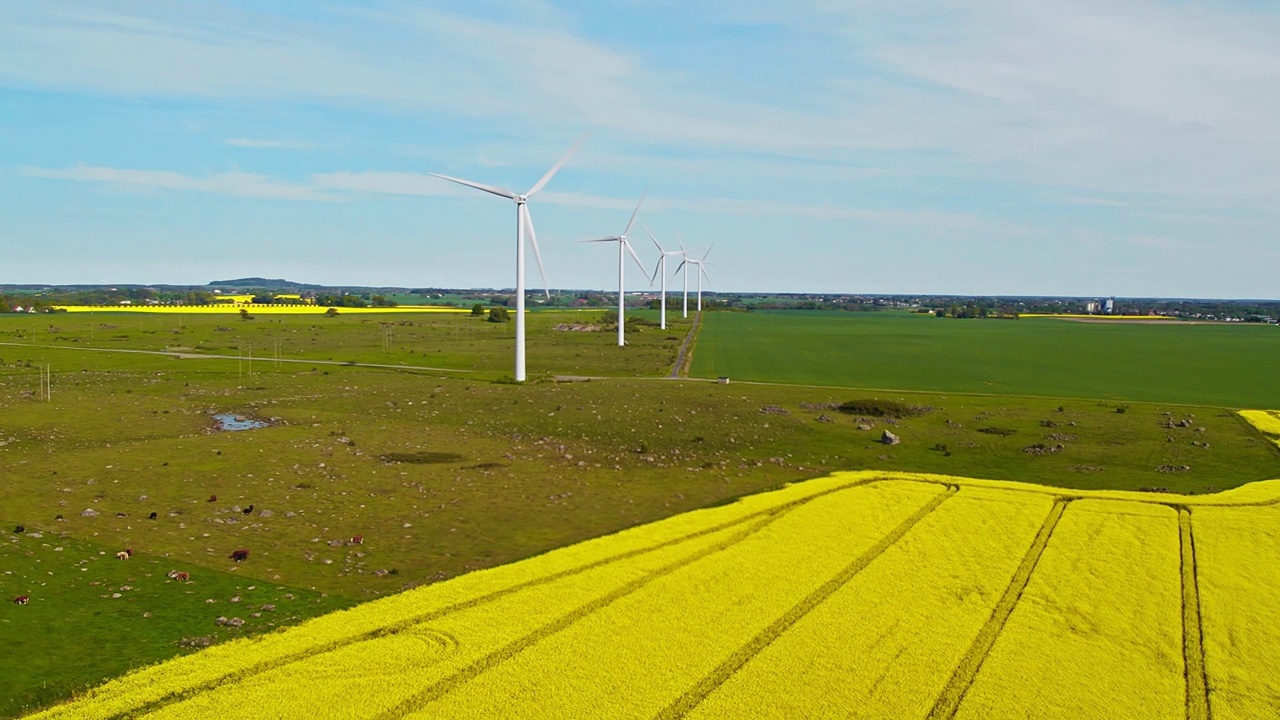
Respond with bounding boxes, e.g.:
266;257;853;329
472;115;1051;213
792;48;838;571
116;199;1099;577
1020;313;1179;320
27;471;1280;719
51;305;469;315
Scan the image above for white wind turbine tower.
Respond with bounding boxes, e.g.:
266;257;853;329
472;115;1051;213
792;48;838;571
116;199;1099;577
580;190;649;347
644;225;685;330
429;136;587;382
677;244;715;313
674;236;693;318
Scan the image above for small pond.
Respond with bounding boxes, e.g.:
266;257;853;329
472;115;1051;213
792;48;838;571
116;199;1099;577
213;414;270;431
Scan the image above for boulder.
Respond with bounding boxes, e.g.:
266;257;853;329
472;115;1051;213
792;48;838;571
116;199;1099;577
881;430;901;445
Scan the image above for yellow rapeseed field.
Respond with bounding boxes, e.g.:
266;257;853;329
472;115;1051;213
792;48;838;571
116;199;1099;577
952;499;1185;720
1019;313;1178;320
26;471;1280;719
1193;504;1280;720
1239;410;1280;447
51;304;467;314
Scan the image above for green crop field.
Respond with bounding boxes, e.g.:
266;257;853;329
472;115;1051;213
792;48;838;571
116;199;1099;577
690;310;1280;408
2;308;1279;717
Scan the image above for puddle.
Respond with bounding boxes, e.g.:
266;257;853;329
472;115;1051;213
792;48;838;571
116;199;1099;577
213;414;269;432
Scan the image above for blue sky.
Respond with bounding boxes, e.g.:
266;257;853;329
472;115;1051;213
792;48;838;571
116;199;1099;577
2;1;1277;297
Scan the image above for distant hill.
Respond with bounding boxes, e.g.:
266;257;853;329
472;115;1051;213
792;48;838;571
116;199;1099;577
207;278;324;290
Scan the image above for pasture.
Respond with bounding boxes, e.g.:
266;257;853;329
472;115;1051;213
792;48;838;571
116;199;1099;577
690;310;1280;408
25;471;1280;719
2;308;1278;717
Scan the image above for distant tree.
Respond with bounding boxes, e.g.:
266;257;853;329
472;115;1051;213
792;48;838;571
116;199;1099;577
324;307;339;317
370;295;397;307
239;308;255;321
488;307;510;323
470;303;486;317
251;294;275;304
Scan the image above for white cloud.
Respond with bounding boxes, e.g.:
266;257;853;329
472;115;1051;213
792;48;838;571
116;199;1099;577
21;164;342;202
226;138;315;150
312;170;1001;232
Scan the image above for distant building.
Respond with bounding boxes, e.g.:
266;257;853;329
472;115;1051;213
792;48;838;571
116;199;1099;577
1104;297;1115;314
1085;301;1100;314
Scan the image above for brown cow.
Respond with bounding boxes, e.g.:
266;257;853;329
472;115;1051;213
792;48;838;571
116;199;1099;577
242;504;255;515
167;570;191;582
208;495;217;503
229;548;250;562
349;535;364;545
13;595;29;605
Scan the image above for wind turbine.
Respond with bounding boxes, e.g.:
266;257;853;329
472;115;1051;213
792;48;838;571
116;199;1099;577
429;136;587;381
677;244;715;313
645;225;685;330
580;190;649;347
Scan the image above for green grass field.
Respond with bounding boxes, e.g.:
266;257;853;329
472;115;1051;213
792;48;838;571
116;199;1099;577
2;308;1278;717
690;311;1280;408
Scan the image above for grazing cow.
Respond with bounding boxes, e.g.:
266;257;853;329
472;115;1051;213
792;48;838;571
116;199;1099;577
116;551;130;560
148;512;158;520
13;595;29;605
14;525;24;533
167;570;190;582
242;504;255;515
349;535;364;545
208;495;217;503
229;548;250;562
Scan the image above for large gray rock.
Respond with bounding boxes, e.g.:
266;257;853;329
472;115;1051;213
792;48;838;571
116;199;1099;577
881;430;901;445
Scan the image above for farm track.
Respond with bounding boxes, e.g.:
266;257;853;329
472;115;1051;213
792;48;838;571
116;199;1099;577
927;499;1069;719
670;311;701;378
0;342;477;374
654;485;959;719
104;476;883;719
1179;509;1210;720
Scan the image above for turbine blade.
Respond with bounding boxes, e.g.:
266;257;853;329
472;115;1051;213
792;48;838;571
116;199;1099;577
523;205;550;298
650;256;662;285
522;203;552;295
644;224;664;254
673;259;687;276
702;242;716;261
621;187;647;239
623;239;647;276
428;173;516;200
526;132;591;197
577;236;621;243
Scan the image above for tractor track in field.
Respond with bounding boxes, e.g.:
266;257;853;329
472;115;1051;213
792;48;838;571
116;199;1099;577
927;498;1070;720
103;477;885;720
370;503;803;719
1179;508;1211;720
654;484;959;719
